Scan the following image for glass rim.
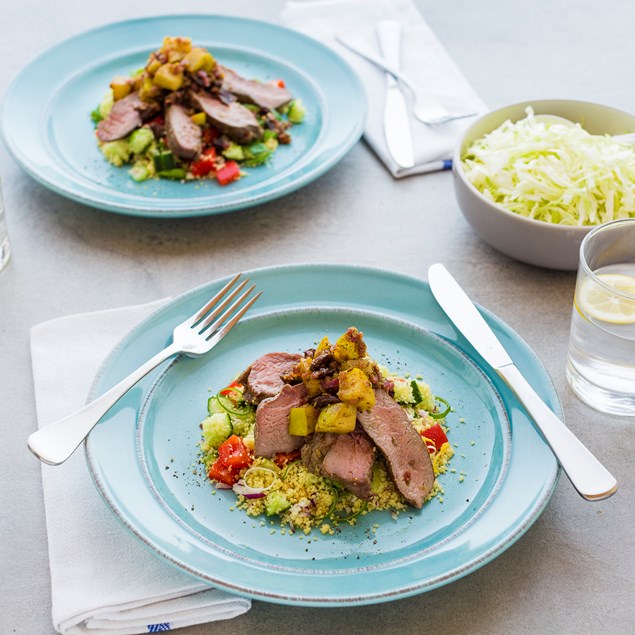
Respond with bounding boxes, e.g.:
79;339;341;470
579;218;635;300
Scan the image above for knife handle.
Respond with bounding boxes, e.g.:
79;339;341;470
376;20;402;80
498;364;618;501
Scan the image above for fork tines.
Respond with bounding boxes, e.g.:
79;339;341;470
193;273;261;342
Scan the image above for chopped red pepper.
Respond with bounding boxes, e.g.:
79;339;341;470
274;449;302;467
190;147;217;178
421;422;449;452
208;458;238;486
276;79;286;89
216;160;241;186
217;435;252;470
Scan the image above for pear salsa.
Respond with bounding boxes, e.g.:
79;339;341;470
199;328;455;535
91;36;305;185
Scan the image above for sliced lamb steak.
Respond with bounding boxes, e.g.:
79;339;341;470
254;383;308;458
300;432;338;474
301;430;375;500
96;92;158;142
244;351;302;404
219;65;293;111
165;103;202;159
189;91;263;144
357;389;434;508
321;430;375;500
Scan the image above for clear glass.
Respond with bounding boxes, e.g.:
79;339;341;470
0;175;10;272
566;218;635;416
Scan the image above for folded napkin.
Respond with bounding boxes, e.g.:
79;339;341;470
30;301;251;635
281;0;488;177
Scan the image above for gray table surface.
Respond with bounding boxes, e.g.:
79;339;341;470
1;1;633;633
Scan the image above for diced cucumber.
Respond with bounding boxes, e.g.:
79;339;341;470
207;396;225;415
265;491;291;516
222;143;245;161
201;412;233;450
128;163;151;182
153;152;176;172
128;127;154;154
287;99;306;123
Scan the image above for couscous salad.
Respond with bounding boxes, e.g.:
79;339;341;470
199;327;454;534
92;36;305;186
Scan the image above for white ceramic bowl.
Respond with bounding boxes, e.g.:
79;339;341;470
452;99;635;270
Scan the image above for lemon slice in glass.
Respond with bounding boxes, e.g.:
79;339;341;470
576;273;635;324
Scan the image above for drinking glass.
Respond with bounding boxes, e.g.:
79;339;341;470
0;175;10;272
566;218;635;416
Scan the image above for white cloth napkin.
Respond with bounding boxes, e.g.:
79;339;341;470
281;0;488;177
30;300;251;635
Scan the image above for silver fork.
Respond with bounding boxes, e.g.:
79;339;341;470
27;274;261;466
336;32;477;126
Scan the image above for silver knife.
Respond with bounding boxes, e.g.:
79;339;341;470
428;263;618;501
376;20;415;169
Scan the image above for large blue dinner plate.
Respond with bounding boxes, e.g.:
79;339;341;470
1;15;365;217
85;264;559;605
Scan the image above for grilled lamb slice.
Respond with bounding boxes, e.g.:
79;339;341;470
165;103;202;160
243;352;302;404
321;430;375;500
219;65;292;111
254;383;307;458
96;92;158;142
189;91;263;144
301;432;338;474
357;389;434;508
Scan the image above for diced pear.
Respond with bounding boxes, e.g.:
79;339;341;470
146;55;162;76
315;336;331;354
161;36;192;62
109;76;131;101
337;368;375;411
190;112;207;126
288;405;318;436
315;402;357;434
153;63;184;91
183;47;215;73
138;75;161;100
333;327;367;362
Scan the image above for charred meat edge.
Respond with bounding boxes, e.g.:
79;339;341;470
96;92;159;142
165;103;202;160
254;383;307;458
219;65;293;111
357;389;434;508
189;91;263;145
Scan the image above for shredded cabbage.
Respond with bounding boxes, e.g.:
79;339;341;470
461;108;635;226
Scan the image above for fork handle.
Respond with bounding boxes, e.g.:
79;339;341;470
27;342;180;466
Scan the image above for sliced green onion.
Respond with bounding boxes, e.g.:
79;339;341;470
429;396;451;419
216;389;251;417
281;460;300;480
314;486;339;521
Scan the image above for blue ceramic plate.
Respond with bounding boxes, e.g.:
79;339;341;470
86;264;559;605
1;15;365;217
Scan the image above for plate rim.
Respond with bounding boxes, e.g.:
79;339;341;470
0;13;366;218
84;263;560;605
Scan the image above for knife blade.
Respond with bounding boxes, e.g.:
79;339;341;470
376;20;414;169
428;262;618;502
